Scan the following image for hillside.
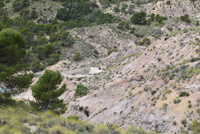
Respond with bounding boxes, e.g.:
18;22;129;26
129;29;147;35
0;101;154;134
0;0;200;134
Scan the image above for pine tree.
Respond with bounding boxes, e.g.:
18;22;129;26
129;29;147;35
0;28;33;102
31;70;66;114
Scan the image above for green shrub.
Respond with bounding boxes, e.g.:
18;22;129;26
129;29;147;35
196;21;199;26
47;53;60;65
131;11;147;25
174;98;181;104
107;49;118;56
67;116;79;120
188;104;192;108
162;103;168;109
179;91;190;97
146;18;152;26
29;60;44;73
189;120;200;133
130;27;136;34
173;121;177;126
197;108;200;115
123;125;147;134
155;14;164;24
74;84;88;97
12;0;29;12
167;27;173;31
143;38;151;45
19;9;30;20
13;1;24;12
30;10;38;19
92;124;111;134
121;3;128;12
144;85;148;92
117;21;130;30
181;119;187;127
138;38;151;46
150;13;155;21
89;10;116;25
180;14;191;23
36;37;48;46
113;5;120;12
73;52;81;61
12;73;34;89
167;0;171;5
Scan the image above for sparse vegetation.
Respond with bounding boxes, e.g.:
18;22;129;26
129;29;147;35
0;99;156;133
107;49;118;56
157;63;200;83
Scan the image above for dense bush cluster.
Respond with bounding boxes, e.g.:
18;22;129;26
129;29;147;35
117;11;165;38
130;11;166;26
131;12;166;26
0;0;119;73
147;13;167;25
19;9;38;20
13;0;29;12
0;16;76;72
56;0;118;25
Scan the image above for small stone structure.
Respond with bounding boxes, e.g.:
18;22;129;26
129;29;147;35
62;67;103;78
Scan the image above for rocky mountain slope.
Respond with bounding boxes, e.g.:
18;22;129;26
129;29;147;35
11;0;200;134
58;25;200;134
